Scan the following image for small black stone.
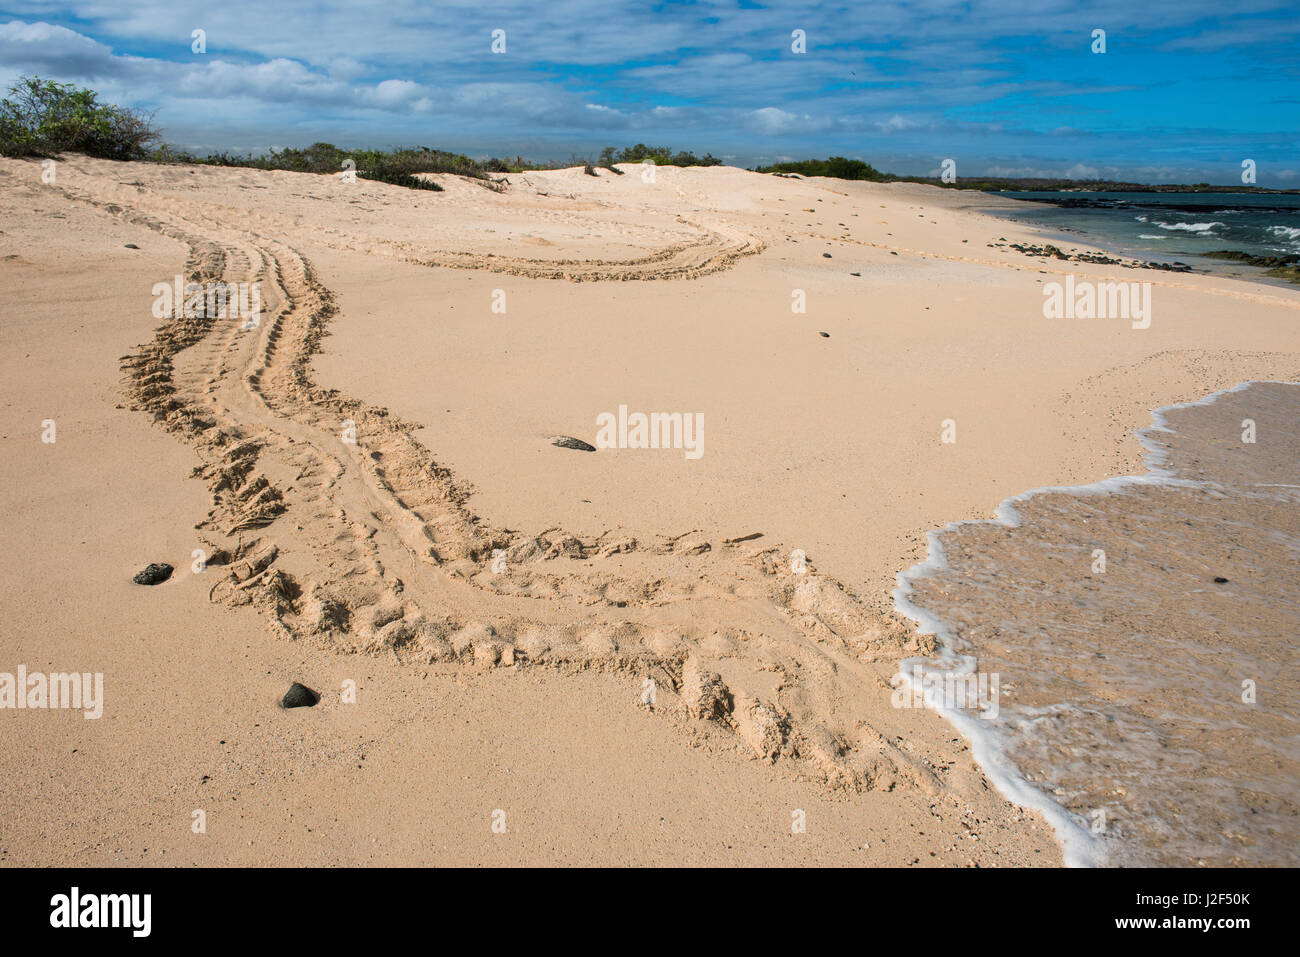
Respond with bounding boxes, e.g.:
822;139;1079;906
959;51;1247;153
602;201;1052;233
822;252;832;258
124;243;139;249
1214;576;1229;584
132;563;173;585
551;435;596;452
819;331;830;337
281;682;320;709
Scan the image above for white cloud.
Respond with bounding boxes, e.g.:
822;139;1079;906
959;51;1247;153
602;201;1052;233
1;4;1294;181
747;107;833;135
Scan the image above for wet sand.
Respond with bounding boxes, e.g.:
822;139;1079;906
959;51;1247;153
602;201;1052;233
896;381;1300;865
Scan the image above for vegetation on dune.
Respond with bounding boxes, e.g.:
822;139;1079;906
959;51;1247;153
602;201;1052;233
181;142;468;189
605;143;722;167
354;166;445;191
0;76;161;160
598;147;626;174
168;140;725;187
481;144;717;174
754;156;890;181
160;141;497;189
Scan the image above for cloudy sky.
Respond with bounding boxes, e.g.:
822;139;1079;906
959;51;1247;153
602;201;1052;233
1;0;1297;184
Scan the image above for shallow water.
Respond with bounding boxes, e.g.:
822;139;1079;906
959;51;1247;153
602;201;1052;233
983;191;1300;286
895;381;1300;866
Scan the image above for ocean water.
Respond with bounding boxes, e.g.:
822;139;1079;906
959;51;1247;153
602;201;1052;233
894;381;1300;866
983;191;1300;283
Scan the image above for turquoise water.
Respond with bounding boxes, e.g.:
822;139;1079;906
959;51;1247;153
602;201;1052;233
983;191;1300;282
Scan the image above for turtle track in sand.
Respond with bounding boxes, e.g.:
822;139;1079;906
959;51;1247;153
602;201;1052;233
63;170;972;800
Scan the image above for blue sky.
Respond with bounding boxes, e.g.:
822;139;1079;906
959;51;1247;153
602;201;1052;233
1;0;1297;184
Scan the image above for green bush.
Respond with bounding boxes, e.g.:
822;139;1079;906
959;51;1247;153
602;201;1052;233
609;143;721;167
597;146;625;174
358;168;443;190
0;76;160;160
355;146;487;180
184;142;484;187
754;156;889;181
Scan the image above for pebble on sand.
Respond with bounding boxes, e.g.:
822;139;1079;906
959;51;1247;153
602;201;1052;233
132;563;173;585
551;436;596;452
281;682;321;709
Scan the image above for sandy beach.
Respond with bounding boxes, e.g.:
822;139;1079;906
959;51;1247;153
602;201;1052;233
2;155;1297;866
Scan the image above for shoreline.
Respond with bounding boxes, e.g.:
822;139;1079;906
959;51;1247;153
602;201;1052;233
977;193;1300;291
893;379;1300;867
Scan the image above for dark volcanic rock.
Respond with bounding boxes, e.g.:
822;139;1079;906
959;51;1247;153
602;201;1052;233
1204;250;1300;284
551;435;596;452
1214;576;1230;584
1002;241;1193;273
132;563;173;585
281;682;321;708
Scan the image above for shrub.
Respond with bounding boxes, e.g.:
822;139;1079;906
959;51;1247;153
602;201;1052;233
598;146;625;174
358;168;443;191
610;143;721;167
754;156;888;181
0;76;160;160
